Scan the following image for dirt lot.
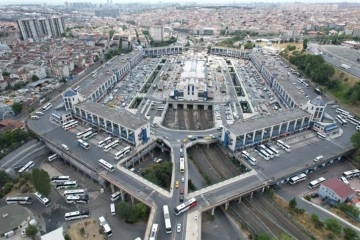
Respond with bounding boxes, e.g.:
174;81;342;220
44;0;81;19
67;218;103;240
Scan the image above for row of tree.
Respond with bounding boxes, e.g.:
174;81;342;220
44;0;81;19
141;161;172;189
0;129;35;159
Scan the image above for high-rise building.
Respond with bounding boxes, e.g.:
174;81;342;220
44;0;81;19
150;24;164;42
17;16;65;42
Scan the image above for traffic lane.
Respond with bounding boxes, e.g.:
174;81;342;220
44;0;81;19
187;158;206;190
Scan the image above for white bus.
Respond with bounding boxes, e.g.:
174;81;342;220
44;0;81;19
51;176;70;183
34;192;51;207
317;132;327;139
65;210;90;221
114;146;132;160
97;137;112;148
342;169;360;179
110;191;121;202
276;140;291;152
42;103;52;111
336;108;349;116
264;144;280;157
99;159;115;172
48;154;58;162
82;131;96;140
77;139;90;149
289;173;307;185
6;196;33;205
104;139;120;152
260;145;274;158
149;224;159;240
99;216;112;237
64;189;86;197
18;161;35;174
180;158;185;172
254;147;270;160
110;203;116;215
76;128;92;139
345;116;360;126
336;115;347;126
63;121;78;130
163;205;172;233
62;119;76;128
241;151;257;166
66;195;89;204
56;181;78;189
308;177;326;189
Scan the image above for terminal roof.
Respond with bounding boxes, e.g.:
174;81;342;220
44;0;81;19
77;101;148;130
227;108;311;135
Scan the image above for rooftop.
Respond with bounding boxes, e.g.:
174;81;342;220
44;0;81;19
227;108;311;135
0;204;30;235
76;101;148;130
322;178;355;198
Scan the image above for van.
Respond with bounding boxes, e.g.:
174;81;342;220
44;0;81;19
110;203;116;215
314;155;323;162
31;115;40;120
62;144;69;151
48;154;58;162
36;111;44;115
340;176;349;185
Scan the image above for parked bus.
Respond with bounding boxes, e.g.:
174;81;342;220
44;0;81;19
345;116;360;126
260;145;274;158
18;161;34;174
110;203;116;215
48;154;58;162
289;173;307;185
97;137;112;148
81;131;96;140
342;169;360;179
42;103;52;111
336;115;347;126
110;191;121;202
254;147;270;160
63;121;78;130
104;139;120;152
99;159;115;172
149;223;159;240
264;144;280;157
241;151;257;166
336;108;350;116
276;140;291;152
66;194;89;204
34;192;51;207
114;146;132;160
6;196;32;205
99;216;112;237
308;177;326;189
56;181;78;189
64;189;86;197
180;158;185;173
51;176;71;183
62;119;76;128
174;198;197;215
317;132;327;139
163;205;172;233
77;139;90;149
314;88;321;95
65;210;90;221
76;128;92;139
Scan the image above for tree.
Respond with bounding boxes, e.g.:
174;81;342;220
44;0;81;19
31;75;39;82
116;201;149;223
31;168;51;197
325;218;342;235
11;102;23;115
116;201;132;221
2;71;10;77
303;38;308;50
343;227;360;240
25;225;38;237
311;214;324;228
289;198;297;209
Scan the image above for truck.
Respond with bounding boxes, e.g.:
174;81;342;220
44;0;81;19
340;64;350;70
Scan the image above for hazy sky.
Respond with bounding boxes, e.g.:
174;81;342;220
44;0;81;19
5;0;359;5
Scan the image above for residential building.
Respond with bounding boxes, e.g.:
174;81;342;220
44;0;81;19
150;24;164;42
318;178;355;203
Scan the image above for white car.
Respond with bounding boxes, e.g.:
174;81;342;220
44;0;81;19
62;144;69;151
176;223;181;233
340;176;349;185
314;155;323;162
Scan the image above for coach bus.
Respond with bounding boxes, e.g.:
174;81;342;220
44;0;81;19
114;146;132;160
342;169;360;179
34;192;51;207
63;121;78;130
336;108;349;116
56;181;78;189
62;119;76;128
317;132;327;139
97;137;112;148
76;128;92;139
18;161;35;174
241;151;257;166
260;145;274;158
6;196;33;205
179;158;185;172
65;210;90;221
174;198;197;215
276;140;291;152
254;147;270;160
64;189;86;197
99;216;112;237
81;131;96;140
308;177;326;189
42;103;52;111
345;116;360;126
336;115;347;126
51;176;71;183
264;144;280;157
99;159;115;172
163;205;172;233
110;191;121;202
77;139;90;149
149;223;159;240
104;139;120;152
289;173;307;185
66;194;89;204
